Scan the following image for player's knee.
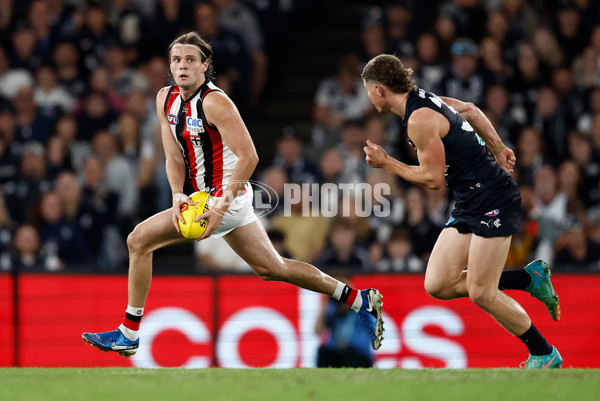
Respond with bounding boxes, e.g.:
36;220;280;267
127;225;146;255
252;264;282;282
424;278;448;299
468;286;497;308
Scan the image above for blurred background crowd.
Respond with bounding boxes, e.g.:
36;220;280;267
0;0;599;275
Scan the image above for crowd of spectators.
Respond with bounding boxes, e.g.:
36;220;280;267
0;0;599;274
247;0;600;275
0;0;295;271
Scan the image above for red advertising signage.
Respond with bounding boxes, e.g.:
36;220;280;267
1;273;599;368
0;273;13;366
352;275;600;368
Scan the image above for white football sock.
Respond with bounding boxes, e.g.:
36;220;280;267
119;324;139;341
351;291;363;312
332;281;345;300
126;305;144;317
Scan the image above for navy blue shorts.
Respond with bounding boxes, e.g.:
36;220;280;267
445;174;521;238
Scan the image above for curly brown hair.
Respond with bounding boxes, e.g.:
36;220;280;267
361;54;417;94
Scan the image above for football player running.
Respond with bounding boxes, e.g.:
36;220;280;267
362;54;561;369
82;32;384;357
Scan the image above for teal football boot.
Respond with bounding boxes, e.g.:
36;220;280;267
524;260;561;321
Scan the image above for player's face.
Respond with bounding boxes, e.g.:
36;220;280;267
170;45;207;89
363;80;390;113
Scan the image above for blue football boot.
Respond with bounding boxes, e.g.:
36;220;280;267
82;328;139;357
524;260;561;321
357;288;384;350
521;346;563;369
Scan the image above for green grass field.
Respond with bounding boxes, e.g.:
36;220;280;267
1;368;599;401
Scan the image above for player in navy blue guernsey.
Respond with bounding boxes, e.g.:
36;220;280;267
361;54;562;368
82;32;384;358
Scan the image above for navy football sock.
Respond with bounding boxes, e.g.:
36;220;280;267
518;323;552;356
498;269;531;291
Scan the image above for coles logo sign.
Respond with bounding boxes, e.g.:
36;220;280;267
4;274;599;368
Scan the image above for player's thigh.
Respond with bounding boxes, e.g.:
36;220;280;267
425;228;471;293
465;234;511;292
224;220;284;270
129;208;189;252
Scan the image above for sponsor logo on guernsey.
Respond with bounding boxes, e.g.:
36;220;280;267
485;209;500;217
167;114;179;125
186;117;206;133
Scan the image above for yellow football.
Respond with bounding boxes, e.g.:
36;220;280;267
178;192;215;239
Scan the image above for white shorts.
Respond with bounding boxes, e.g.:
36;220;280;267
192;183;257;239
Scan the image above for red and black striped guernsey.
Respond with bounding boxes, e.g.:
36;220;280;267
164;80;238;197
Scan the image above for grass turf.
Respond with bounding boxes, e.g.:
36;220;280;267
1;368;598;401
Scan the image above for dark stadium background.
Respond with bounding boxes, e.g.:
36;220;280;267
0;0;599;367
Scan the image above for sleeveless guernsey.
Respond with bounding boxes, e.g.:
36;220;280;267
164;80;238;196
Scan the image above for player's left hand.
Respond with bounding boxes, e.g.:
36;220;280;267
495;147;516;174
364;140;389;168
195;208;225;241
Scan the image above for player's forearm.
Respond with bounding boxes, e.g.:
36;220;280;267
383;157;444;190
166;158;187;195
461;103;505;155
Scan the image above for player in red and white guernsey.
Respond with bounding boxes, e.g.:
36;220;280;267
163;79;239;198
82;32;384;357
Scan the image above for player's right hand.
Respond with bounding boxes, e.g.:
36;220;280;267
172;192;194;233
364;140;389;169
